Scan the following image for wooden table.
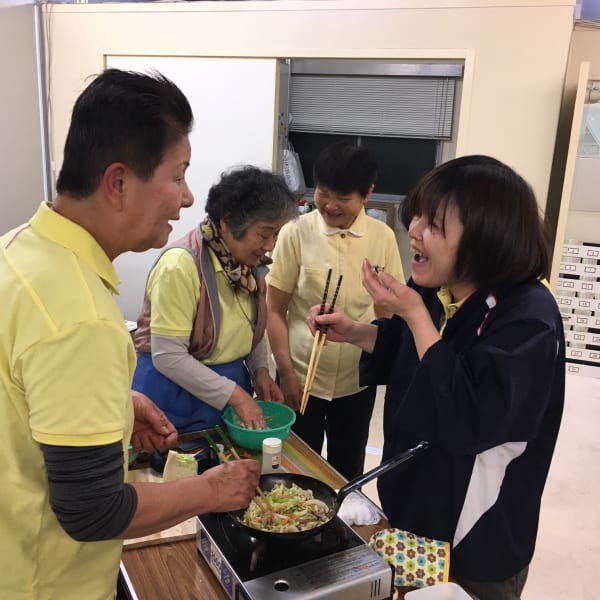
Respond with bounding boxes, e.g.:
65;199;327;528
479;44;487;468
121;432;412;599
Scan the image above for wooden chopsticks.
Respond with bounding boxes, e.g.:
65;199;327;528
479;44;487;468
204;427;272;514
201;429;228;463
299;270;343;415
214;426;244;462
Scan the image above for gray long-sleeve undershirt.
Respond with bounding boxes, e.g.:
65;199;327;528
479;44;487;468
151;333;268;409
41;442;137;542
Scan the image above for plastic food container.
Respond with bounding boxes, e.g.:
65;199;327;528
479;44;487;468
261;437;282;473
222;401;296;450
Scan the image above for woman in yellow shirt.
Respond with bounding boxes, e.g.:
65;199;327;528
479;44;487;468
133;166;299;432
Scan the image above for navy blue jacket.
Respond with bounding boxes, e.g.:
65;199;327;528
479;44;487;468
361;280;564;582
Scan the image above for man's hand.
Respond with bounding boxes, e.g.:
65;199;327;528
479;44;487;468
202;459;261;512
131;390;178;452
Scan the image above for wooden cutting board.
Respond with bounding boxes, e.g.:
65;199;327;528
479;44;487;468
123;467;197;550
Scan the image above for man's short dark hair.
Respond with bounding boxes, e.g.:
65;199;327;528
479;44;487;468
56;68;193;198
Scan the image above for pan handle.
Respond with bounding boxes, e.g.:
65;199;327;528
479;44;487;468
336;440;429;504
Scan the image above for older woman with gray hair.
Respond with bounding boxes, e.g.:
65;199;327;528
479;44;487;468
133;166;298;432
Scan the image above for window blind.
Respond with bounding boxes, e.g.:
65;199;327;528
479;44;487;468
289;75;455;140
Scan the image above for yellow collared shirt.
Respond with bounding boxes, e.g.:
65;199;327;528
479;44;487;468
267;208;404;400
436;286;469;334
0;202;135;599
147;246;254;365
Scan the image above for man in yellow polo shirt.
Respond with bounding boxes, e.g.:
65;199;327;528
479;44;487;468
0;68;260;600
267;142;405;480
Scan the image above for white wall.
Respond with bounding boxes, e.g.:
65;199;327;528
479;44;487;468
42;0;575;314
107;56;278;319
0;4;47;230
44;1;575;203
571;156;600;212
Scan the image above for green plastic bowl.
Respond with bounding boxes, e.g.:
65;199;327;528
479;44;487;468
222;401;296;451
127;443;138;467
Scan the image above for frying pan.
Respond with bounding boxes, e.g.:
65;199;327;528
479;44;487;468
229;440;428;541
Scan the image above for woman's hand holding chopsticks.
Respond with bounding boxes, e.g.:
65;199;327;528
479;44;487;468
300;271;343;414
300;302;378;414
306;304;379;355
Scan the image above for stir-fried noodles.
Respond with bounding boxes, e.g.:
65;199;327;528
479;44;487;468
241;482;331;533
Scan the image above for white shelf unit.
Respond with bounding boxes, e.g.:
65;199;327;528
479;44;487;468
556;241;600;378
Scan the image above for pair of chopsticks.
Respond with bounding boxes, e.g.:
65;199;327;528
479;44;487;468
299;268;343;415
202;427;272;514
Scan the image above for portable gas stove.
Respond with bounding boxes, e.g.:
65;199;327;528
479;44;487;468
196;512;393;600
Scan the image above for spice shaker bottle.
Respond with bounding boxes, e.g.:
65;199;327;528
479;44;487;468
261;437;282;474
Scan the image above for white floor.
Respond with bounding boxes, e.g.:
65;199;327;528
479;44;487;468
326;372;600;598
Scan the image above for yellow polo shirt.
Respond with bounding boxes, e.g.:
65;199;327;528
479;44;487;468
437;287;463;334
146;247;254;364
267;208;404;400
0;202;136;600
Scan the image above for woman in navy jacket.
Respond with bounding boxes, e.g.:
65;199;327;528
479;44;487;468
309;155;564;600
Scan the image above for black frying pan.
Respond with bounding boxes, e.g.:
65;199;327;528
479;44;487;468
229;440;429;541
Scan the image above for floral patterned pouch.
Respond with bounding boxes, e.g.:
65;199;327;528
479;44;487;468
369;528;451;588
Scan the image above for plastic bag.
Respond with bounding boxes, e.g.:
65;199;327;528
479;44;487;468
282;141;306;197
338;491;382;526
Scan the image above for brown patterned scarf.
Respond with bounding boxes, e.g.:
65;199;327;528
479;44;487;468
200;216;258;293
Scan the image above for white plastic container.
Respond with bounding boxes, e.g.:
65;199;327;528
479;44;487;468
261;437;282;474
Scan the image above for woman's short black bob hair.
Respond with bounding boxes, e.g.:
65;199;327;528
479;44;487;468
401;155;551;289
